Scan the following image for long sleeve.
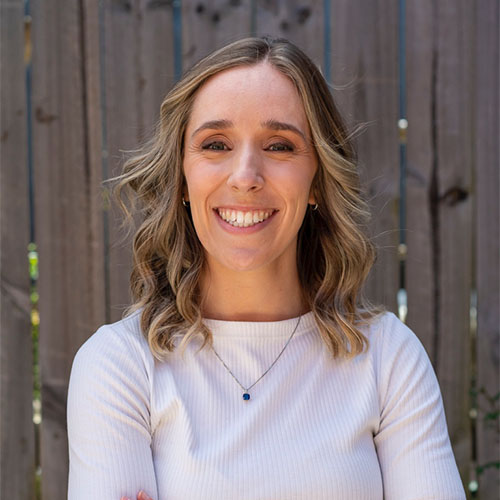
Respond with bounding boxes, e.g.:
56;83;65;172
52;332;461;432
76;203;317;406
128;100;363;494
373;313;465;499
67;323;158;499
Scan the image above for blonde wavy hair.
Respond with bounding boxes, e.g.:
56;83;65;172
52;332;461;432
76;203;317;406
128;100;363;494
115;36;382;360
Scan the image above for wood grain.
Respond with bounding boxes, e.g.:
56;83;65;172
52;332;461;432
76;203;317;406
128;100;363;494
103;0;143;321
405;0;435;358
102;0;177;322
406;0;474;485
255;0;324;66
181;0;252;71
0;1;35;497
475;0;499;496
329;0;400;312
434;1;474;483
30;0;105;497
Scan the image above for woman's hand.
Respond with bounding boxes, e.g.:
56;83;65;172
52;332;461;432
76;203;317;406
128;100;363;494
121;491;153;500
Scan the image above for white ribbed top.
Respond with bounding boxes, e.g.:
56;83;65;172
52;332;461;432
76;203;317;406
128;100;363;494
67;311;465;499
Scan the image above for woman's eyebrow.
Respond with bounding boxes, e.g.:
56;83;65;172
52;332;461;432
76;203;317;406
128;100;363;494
261;119;307;142
191;119;233;138
190;118;307;142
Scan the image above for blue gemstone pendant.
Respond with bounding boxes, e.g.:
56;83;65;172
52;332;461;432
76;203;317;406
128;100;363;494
242;393;250;401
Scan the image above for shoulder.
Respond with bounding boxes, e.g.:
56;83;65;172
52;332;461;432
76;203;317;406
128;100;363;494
362;311;434;386
364;311;428;358
362;312;441;414
67;310;156;461
70;309;153;385
75;309;146;357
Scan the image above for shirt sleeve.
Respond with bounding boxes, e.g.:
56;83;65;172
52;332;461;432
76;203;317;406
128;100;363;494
67;323;159;500
373;313;466;500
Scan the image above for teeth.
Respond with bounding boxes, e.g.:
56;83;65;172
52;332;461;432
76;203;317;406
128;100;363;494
217;209;274;227
244;212;252;226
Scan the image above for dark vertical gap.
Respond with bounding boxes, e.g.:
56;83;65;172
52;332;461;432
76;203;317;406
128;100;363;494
98;0;111;323
430;0;440;369
398;0;407;320
323;0;331;83
25;6;35;244
398;0;406;251
78;0;94;340
136;0;144;143
79;0;90;185
173;0;182;80
24;1;41;497
469;291;478;497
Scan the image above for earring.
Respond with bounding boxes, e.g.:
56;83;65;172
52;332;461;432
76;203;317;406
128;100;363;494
182;198;190;207
310;203;318;211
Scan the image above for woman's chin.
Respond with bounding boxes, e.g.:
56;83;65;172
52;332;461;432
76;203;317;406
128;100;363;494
207;250;272;274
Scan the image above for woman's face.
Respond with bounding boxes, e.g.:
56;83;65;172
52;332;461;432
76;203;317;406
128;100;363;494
183;62;317;275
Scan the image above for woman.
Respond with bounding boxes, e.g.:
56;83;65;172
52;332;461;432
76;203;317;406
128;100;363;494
67;37;465;499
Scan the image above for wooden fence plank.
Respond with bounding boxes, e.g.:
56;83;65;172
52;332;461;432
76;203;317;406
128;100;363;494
181;0;252;71
30;0;105;497
433;1;474;485
329;0;400;312
406;0;475;486
103;0;143;322
140;0;176;136
103;0;177;322
475;0;499;496
405;0;435;359
406;0;474;485
0;1;35;498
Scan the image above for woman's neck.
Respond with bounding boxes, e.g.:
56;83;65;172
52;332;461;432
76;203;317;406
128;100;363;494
200;264;308;322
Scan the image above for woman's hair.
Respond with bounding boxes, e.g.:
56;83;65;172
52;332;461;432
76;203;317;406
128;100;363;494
115;36;382;360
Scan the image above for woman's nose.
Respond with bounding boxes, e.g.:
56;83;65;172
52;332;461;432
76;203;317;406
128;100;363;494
227;148;264;193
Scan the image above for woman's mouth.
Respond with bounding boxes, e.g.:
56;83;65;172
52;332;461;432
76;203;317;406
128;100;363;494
216;208;277;228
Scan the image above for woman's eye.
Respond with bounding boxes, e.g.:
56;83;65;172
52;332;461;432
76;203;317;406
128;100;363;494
202;141;228;151
267;143;294;152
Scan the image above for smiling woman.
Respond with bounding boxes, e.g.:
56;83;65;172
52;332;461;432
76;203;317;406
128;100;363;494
66;37;465;500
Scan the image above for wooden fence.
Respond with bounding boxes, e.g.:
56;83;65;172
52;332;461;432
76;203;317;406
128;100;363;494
1;0;498;498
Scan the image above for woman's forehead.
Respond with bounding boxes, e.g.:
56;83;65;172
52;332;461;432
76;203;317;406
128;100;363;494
187;63;309;133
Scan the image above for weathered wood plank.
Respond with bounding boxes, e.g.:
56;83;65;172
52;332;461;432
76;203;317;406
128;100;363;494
255;0;324;66
406;0;474;486
433;0;474;485
103;0;176;322
475;0;499;496
30;0;105;497
0;1;35;498
103;0;143;322
405;0;435;359
140;0;176;136
181;0;252;71
329;0;400;312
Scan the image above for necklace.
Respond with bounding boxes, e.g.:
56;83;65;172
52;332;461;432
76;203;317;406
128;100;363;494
210;316;302;401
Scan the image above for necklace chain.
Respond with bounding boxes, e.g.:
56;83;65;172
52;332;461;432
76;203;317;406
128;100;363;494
210;316;302;401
